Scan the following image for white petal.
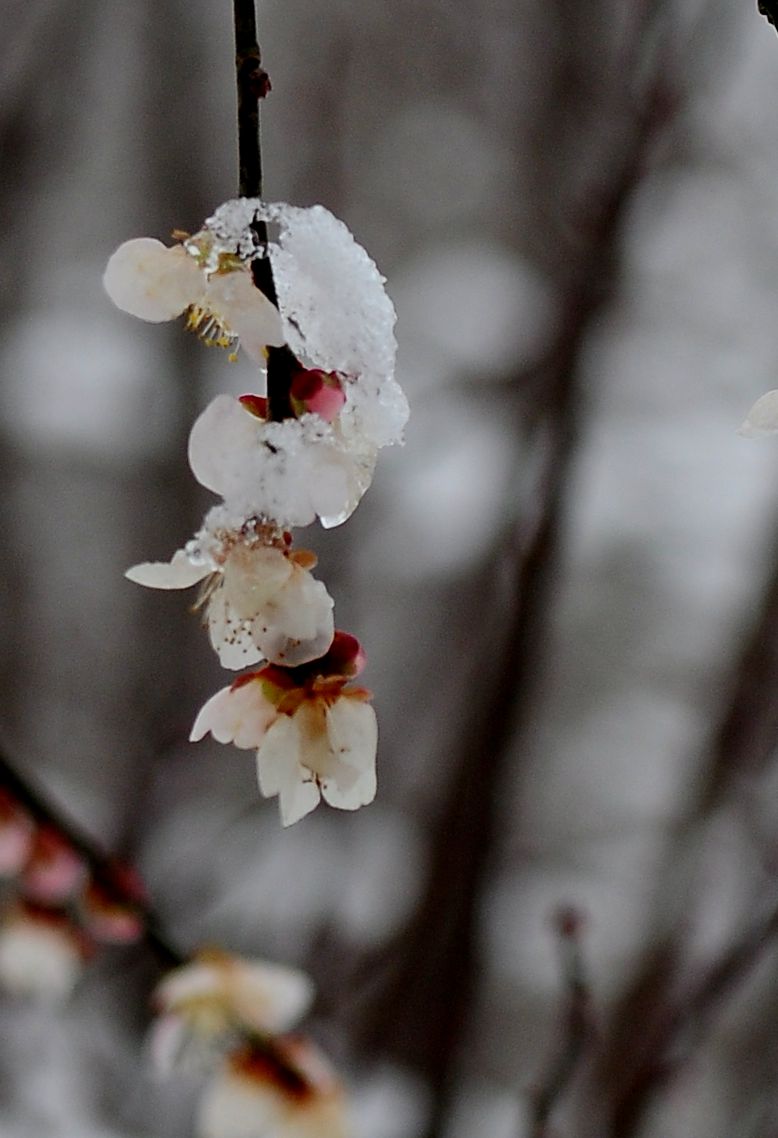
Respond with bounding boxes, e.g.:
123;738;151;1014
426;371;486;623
125;548;211;590
190;683;276;749
188;395;260;498
204;271;285;360
103;238;203;322
257;717;321;826
255;572;335;667
222;546;294;615
738;390;778;437
320;700;377;811
230;960;314;1035
207;588;264;671
198;1067;281;1138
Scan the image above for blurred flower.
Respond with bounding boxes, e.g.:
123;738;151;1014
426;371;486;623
0;904;88;1002
127;526;334;669
21;827;86;905
150;949;314;1075
103;236;284;363
191;632;377;827
197;1036;349;1138
188;395;373;529
0;791;34;877
80;881;144;945
738;389;778;437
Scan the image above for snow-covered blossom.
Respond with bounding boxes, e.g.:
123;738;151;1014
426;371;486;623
188;394;375;529
205;199;408;442
0;904;87;1002
127;520;334;669
739;390;778;437
191;632;377;827
198;1036;349;1138
103;236;284;363
150;949;314;1075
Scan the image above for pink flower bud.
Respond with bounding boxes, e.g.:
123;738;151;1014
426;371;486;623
290;369;346;423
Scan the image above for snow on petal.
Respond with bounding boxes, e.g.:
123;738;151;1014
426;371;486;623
126;548;212;590
738;390;778;437
204;271;285;360
104;238;203;322
190;681;277;750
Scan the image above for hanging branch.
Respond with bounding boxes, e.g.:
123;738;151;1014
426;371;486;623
232;0;295;421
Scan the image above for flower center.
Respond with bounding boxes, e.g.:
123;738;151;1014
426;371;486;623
184;304;238;359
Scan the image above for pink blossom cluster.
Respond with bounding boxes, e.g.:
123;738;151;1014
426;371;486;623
0;789;144;1002
105;200;408;827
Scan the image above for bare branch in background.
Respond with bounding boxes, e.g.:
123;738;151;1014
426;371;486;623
530;907;594;1138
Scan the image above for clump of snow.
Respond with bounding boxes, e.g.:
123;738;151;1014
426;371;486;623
201;199;409;452
188;395;373;529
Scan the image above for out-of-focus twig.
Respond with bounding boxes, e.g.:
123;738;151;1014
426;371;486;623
530;907;594;1138
355;28;670;1137
233;0;296;421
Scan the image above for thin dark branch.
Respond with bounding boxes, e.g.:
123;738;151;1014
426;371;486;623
698;523;778;813
0;743;183;968
233;0;265;200
530;907;594;1138
233;0;294;420
593;528;778;1135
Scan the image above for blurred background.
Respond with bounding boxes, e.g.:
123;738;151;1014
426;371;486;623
3;1;778;1135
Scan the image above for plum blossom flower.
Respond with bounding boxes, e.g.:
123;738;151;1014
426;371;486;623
738;390;778;437
191;632;377;827
126;522;334;669
197;1036;349;1138
188;394;374;529
103;235;284;363
0;904;88;1002
150;949;314;1075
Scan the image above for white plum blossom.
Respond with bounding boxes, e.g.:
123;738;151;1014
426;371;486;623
738;390;778;437
126;522;334;669
188;394;374;529
103;236;284;363
198;1036;349;1138
150;949;314;1075
0;906;86;1003
191;633;377;827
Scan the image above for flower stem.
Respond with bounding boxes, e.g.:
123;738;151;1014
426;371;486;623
0;743;183;968
232;0;294;420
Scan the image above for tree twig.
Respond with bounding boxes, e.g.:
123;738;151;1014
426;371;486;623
232;0;294;421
